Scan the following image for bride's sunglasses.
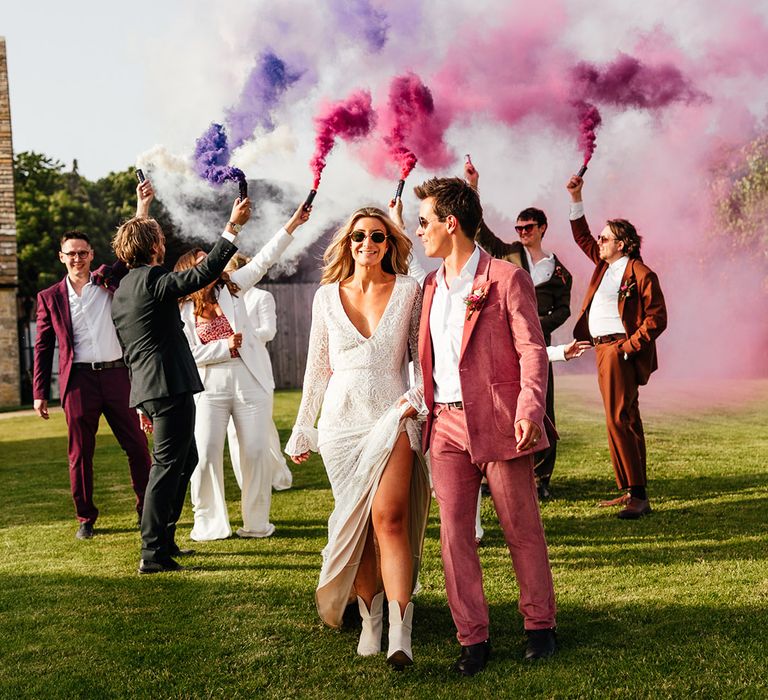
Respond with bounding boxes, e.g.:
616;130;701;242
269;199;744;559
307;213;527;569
349;230;388;244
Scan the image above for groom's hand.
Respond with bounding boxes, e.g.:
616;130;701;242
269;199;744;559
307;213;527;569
515;419;541;452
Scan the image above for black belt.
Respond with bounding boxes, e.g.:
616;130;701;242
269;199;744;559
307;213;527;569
592;334;626;345
434;401;463;410
72;360;126;371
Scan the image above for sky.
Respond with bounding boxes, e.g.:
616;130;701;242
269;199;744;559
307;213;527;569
3;0;768;377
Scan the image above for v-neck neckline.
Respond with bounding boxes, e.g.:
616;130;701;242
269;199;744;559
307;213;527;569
336;275;400;341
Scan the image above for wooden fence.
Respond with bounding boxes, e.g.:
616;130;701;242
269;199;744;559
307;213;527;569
260;282;317;389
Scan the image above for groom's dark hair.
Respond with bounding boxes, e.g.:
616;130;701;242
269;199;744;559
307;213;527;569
414;177;483;239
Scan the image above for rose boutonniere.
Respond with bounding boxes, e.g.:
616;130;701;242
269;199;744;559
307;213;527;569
618;279;636;301
553;264;569;285
464;282;491;321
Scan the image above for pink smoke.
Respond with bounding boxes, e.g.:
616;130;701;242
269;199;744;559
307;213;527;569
310;90;376;189
575;101;602;165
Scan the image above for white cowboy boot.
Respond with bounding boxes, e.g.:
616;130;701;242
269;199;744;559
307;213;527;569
356;592;384;656
386;600;414;669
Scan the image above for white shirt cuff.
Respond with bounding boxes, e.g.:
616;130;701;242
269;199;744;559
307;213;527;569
222;230;237;243
569;202;585;221
547;344;567;363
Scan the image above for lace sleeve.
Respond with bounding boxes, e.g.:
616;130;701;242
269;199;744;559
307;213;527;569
285;288;332;456
402;281;426;415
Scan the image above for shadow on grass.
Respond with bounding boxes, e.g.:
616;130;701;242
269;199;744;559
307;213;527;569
1;571;766;698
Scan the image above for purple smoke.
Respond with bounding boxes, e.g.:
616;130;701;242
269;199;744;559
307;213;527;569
329;0;389;51
193;123;245;185
225;51;303;148
574;53;707;109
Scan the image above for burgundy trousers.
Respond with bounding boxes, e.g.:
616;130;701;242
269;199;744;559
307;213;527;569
594;341;647;489
61;366;151;524
429;405;556;645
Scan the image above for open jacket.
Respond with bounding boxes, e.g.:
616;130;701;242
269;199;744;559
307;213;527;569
419;249;550;464
571;215;667;385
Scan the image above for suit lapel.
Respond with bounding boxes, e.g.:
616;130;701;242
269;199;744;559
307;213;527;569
419;273;437;407
459;251;491;360
53;278;74;346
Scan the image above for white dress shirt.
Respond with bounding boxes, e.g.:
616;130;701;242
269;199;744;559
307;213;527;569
67;277;123;363
430;246;481;403
588;255;629;337
524;249;555;286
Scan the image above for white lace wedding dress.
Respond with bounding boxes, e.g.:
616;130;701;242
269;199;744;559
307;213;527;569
285;274;430;628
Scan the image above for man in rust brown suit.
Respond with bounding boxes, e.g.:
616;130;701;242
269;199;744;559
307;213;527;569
566;174;667;519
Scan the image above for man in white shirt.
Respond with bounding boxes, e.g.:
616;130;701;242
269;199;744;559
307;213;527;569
566;175;667;519
409;176;558;675
32;184;154;540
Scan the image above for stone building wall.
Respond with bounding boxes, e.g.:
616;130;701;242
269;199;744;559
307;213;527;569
0;37;21;406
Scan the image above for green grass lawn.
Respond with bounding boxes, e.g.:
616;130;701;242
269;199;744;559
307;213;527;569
1;377;767;699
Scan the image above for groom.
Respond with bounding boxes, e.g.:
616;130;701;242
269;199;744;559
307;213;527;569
412;177;557;675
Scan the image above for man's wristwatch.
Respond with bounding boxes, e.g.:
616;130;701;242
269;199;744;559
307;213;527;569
228;221;244;234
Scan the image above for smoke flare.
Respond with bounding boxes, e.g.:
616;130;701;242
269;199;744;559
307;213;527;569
225;51;303;148
193;123;245;185
310;90;375;189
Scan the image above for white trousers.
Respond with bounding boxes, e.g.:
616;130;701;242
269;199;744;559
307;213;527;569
190;358;274;541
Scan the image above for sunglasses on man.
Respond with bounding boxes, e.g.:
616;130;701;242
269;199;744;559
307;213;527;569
514;223;538;234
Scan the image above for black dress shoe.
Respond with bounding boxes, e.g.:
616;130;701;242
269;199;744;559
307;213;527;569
138;558;184;574
75;522;94;540
168;544;196;557
524;628;556;660
537;483;553;500
451;639;491;677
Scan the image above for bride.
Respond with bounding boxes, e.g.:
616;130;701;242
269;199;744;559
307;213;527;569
286;207;429;670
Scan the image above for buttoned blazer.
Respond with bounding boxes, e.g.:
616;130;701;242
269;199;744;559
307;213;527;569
571;215;667;385
179;230;292;393
33;260;128;402
111;236;237;407
475;220;572;343
418;249;550;464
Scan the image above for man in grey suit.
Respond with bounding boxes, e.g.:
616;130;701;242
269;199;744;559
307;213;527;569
111;196;249;573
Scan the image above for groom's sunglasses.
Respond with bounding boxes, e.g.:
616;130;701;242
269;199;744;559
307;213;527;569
514;223;538;234
350;231;388;244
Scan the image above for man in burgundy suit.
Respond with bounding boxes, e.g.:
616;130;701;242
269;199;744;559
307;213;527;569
566;174;667;519
409;177;557;675
32;184;153;540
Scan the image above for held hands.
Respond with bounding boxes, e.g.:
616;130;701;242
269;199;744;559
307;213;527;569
564;339;592;361
515;418;542;452
388;197;405;229
566;175;584;202
228;332;243;351
136;179;155;217
139;412;153;435
285;201;312;235
464;161;479;190
34;399;49;420
229;196;252;229
290;451;311;465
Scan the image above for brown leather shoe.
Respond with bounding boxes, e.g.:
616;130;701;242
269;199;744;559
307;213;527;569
598;493;630;507
617;497;652;519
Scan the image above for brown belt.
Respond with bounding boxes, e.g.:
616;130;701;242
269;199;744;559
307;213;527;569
592;334;626;345
72;359;126;371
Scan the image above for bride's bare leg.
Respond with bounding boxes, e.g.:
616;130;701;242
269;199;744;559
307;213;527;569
372;431;414;615
354;526;378;607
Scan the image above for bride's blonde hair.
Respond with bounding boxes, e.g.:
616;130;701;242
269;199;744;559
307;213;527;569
320;207;412;285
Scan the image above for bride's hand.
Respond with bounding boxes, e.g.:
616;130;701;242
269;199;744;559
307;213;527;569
290;451;311;464
398;398;417;419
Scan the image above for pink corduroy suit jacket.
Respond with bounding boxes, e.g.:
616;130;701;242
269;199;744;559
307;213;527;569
418;249;551;464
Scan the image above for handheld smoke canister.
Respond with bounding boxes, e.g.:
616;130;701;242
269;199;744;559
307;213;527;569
303;189;317;212
239;180;248;201
394;179;405;200
135;169;145;183
576;164;588;178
